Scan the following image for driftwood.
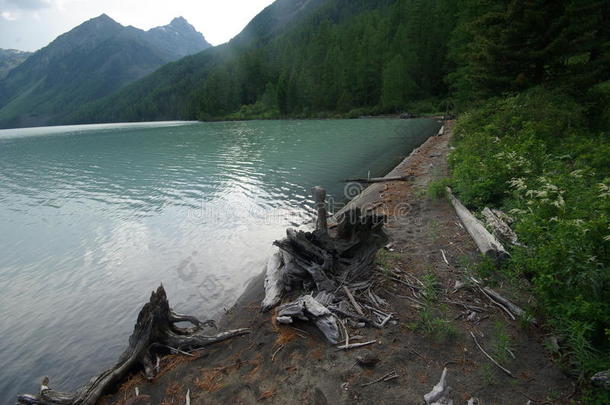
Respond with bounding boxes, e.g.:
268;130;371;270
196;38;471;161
424;368;453;405
481;287;528;320
261;252;284;312
261;187;391;344
276;295;339;343
17;285;249;405
482;207;520;247
446;188;509;261
259;186;395;347
262;207;387;308
343;175;411;183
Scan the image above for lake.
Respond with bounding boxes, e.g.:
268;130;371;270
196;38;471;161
0;118;439;402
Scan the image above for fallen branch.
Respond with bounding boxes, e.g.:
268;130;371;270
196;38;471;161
343;286;365;316
378;314;392;328
481;287;532;322
361;370;399;387
271;344;285;362
336;340;377;351
440;249;449;265
478;287;516;320
470;331;514;377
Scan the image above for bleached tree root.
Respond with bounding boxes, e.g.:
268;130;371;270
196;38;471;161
424;367;453;405
17;285;249;405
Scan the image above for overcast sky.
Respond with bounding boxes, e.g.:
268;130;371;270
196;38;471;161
0;0;276;52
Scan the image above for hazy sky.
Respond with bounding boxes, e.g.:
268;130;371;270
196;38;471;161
0;0;276;52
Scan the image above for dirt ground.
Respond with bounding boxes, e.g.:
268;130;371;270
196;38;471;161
102;123;576;405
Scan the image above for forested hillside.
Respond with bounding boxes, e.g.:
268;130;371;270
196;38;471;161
67;0;458;123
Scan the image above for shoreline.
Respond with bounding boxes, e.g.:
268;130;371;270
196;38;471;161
99;121;573;405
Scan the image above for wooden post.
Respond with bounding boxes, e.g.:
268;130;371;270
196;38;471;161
312;186;328;234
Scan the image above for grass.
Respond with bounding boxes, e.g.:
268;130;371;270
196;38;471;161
376;249;401;270
407;272;458;342
481;363;497;386
491;321;514;364
427;177;451;199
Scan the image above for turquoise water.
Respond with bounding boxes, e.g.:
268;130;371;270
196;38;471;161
0;118;439;402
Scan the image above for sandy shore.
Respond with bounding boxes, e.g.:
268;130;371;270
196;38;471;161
102;123;574;405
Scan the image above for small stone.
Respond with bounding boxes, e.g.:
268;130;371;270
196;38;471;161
355;353;380;368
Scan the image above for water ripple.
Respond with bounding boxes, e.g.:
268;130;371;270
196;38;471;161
0;118;439;402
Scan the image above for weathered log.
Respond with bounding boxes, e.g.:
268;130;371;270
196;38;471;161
17;285;249;405
343;175;411;183
482;207;520;247
261;252;284;312
276;295;340;344
446;188;509;261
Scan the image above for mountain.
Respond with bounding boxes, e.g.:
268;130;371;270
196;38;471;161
0;14;210;129
65;0;456;124
146;17;211;59
0;49;31;79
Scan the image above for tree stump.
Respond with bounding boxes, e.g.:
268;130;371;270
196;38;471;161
17;285;249;405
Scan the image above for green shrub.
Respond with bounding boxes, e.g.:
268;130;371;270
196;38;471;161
449;87;610;385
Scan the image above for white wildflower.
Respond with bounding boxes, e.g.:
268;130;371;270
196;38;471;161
543;183;558;192
598;183;610;199
509;208;527;216
552;195;565;208
509;178;527;191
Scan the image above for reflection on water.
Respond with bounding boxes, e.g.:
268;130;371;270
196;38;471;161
0;118;439;402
